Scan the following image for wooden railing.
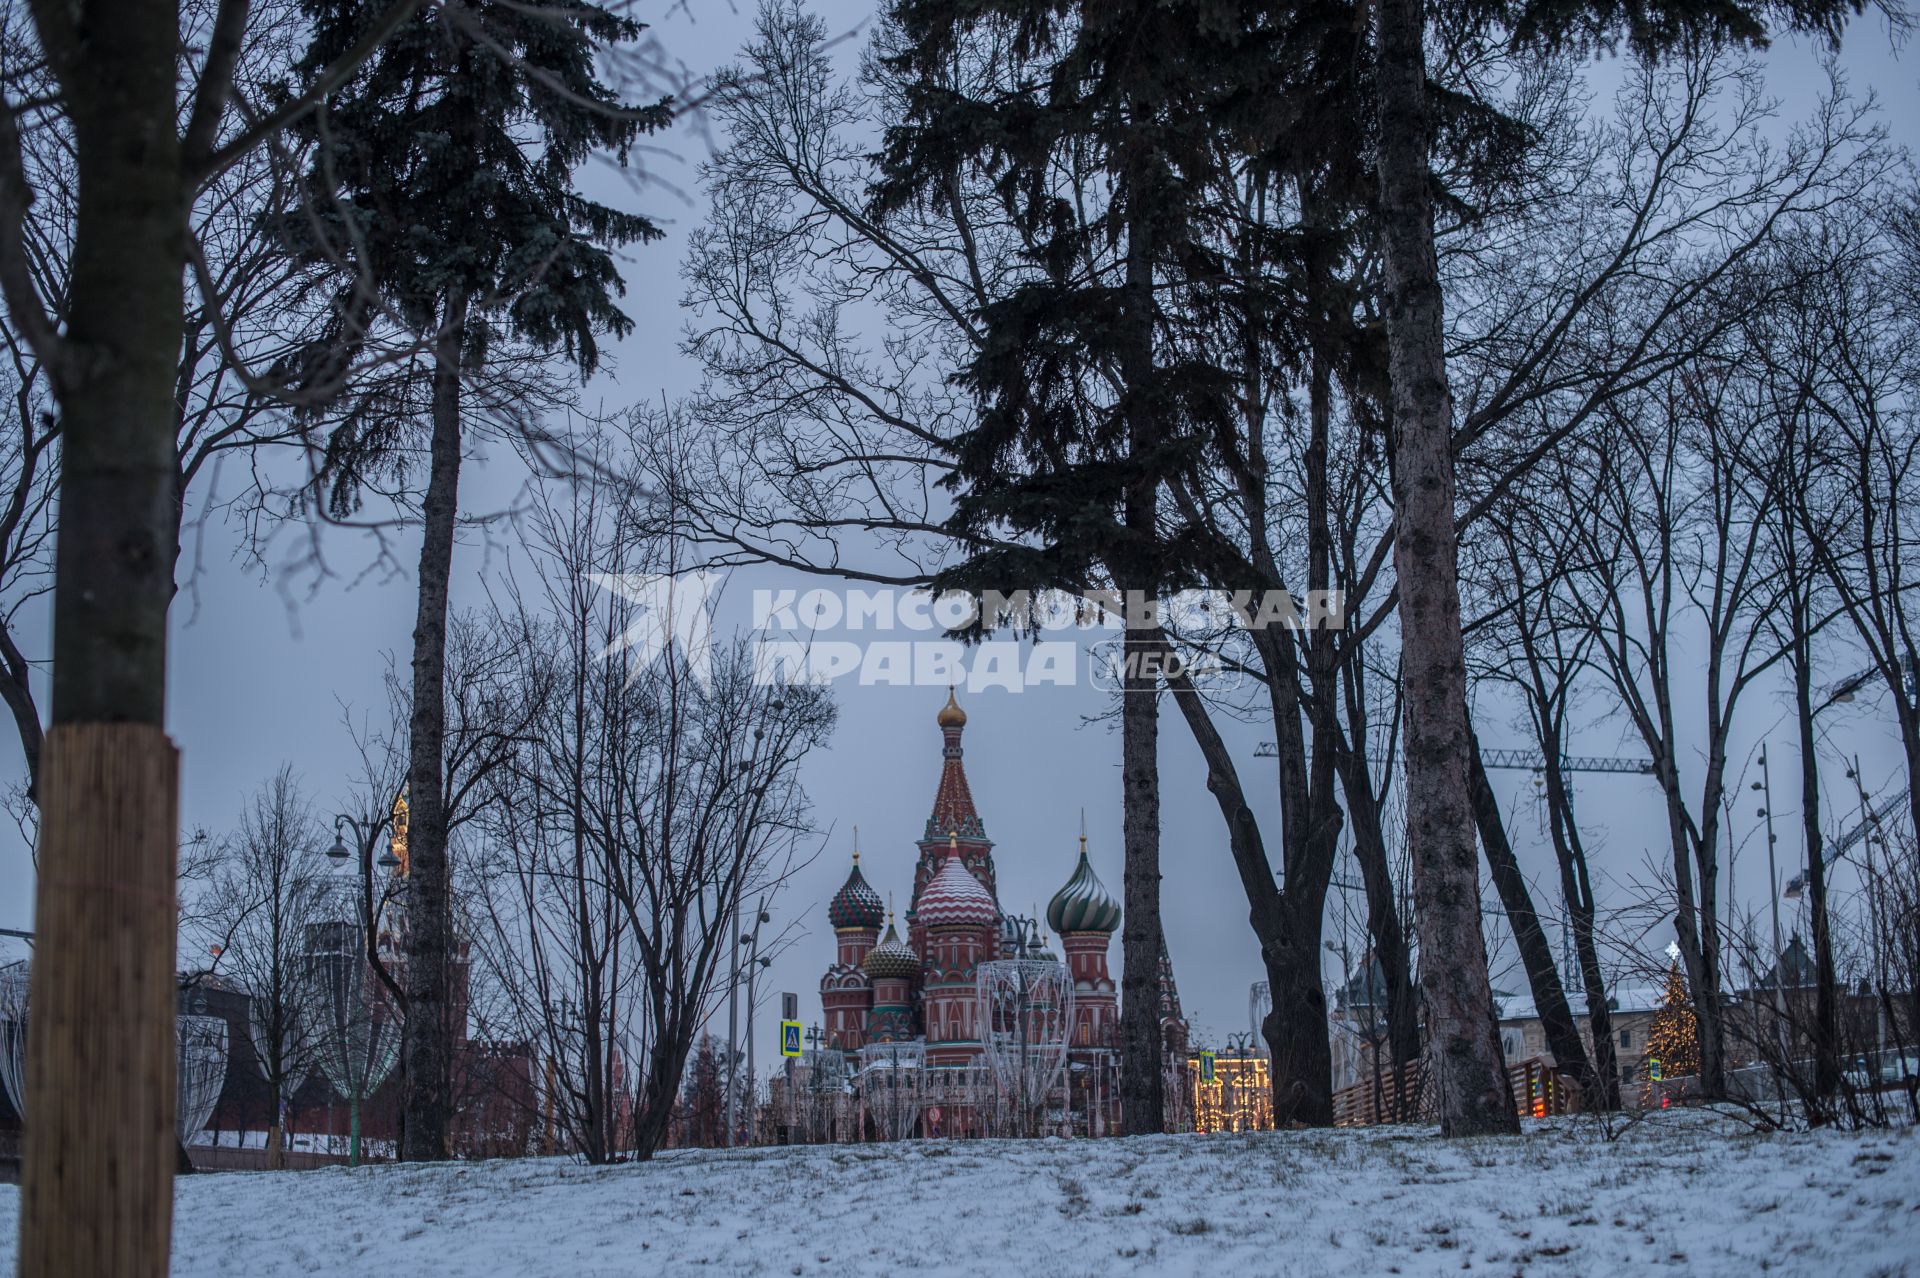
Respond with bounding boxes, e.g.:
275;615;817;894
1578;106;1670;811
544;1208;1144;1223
1331;1055;1580;1127
1332;1059;1428;1127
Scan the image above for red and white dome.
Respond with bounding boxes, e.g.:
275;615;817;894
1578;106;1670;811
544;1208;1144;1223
916;846;997;931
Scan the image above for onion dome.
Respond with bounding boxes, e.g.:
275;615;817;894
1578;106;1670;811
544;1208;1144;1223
863;918;919;981
827;850;884;930
936;686;967;729
1047;835;1121;934
916;834;997;930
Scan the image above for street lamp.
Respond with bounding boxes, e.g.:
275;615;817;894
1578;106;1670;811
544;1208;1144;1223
739;898;771;1145
319;812;401;1167
1752;752;1791;1080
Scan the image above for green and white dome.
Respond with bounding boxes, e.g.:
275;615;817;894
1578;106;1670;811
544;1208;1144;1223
1046;837;1120;935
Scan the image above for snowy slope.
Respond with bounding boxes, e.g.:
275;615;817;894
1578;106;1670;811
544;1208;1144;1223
2;1111;1915;1276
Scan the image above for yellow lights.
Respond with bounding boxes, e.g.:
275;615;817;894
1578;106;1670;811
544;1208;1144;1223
390;791;410;877
1186;1053;1274;1133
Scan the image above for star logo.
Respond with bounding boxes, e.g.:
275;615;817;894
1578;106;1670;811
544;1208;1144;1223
588;569;725;688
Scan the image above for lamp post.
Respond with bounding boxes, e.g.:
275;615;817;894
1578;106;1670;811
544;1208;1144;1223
805;1022;828;1142
1751;752;1791;1081
740;896;770;1145
322;815;400;1166
1845;758;1888;1072
725;703;781;1147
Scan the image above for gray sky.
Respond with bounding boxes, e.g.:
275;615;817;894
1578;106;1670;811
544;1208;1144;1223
2;2;1917;1060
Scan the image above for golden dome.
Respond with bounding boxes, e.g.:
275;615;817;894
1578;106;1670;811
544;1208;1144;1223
937;686;967;728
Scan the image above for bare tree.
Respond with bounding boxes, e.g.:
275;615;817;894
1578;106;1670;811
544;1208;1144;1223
197;764;328;1167
460;455;835;1161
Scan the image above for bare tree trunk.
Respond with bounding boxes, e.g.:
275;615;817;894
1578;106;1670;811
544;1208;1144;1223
1337;750;1420;1051
1541;753;1620;1109
1466;734;1596;1093
0;625;42;797
402;288;469;1161
1168;668;1335;1127
1792;630;1842;1100
1372;0;1516;1136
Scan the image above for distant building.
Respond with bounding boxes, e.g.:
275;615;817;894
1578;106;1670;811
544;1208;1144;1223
1493;981;1666;1086
815;692;1186;1136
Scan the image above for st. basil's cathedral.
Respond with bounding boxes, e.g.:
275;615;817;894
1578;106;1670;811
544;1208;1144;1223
816;691;1188;1137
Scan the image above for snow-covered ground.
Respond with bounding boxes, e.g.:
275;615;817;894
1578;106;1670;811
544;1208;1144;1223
2;1110;1915;1275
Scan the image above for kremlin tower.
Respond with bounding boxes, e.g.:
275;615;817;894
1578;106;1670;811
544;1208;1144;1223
817;691;1141;1136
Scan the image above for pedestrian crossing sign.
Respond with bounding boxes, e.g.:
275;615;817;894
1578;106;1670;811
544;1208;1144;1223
1200;1050;1216;1083
780;1020;802;1057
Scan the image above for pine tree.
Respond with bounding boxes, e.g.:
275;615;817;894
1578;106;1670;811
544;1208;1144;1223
288;0;669;1160
1643;962;1700;1097
878;0;1276;1137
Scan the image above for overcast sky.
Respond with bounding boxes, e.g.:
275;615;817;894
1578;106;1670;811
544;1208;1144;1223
3;2;1917;1059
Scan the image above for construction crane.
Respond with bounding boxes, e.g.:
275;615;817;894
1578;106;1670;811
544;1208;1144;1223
1784;786;1909;899
1252;742;1653;774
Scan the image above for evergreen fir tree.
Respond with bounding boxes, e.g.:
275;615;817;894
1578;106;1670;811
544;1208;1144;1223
1643;961;1700;1097
286;0;670;1160
877;0;1286;1136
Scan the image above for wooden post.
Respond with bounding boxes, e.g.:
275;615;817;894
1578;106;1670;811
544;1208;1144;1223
19;724;180;1278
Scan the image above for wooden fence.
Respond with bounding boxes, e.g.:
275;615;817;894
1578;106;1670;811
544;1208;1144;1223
1332;1055;1581;1127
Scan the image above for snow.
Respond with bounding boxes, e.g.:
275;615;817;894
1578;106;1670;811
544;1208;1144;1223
2;1110;1916;1276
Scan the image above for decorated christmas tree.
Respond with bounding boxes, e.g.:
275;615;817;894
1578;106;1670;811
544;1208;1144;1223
1642;960;1699;1099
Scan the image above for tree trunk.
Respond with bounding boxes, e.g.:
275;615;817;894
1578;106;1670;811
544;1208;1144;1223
20;727;181;1278
1166;673;1332;1126
1794;635;1841;1101
1117;621;1166;1133
1114;91;1166;1130
1539;750;1619;1109
16;0;187;1267
1466;734;1596;1094
1259;902;1334;1127
1336;750;1420;1050
402;288;469;1161
1372;0;1517;1136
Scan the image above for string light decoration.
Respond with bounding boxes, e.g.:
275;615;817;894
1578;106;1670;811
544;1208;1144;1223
975;954;1074;1138
1187;1053;1274;1133
0;962;26;1120
857;1040;924;1141
176;1014;231;1143
302;918;402;1164
1642;960;1698;1103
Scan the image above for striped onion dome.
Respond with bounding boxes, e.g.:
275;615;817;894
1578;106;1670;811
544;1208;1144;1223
862;919;919;981
1047;838;1121;934
827;856;884;930
916;840;997;931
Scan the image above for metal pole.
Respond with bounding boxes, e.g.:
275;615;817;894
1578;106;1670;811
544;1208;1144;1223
744;895;765;1145
1853;756;1887;1073
1759;751;1791;1089
725;894;740;1148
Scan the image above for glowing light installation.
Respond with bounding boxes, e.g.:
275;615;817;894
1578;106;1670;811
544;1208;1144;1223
0;962;25;1119
858;1039;924;1141
176;1014;230;1143
301;918;401;1165
975;954;1074;1138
